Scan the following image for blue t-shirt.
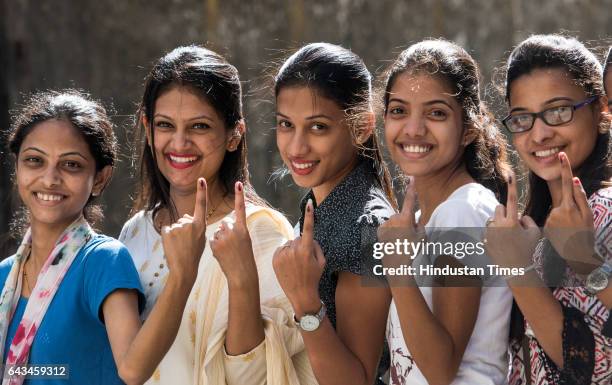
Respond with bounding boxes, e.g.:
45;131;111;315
0;234;145;385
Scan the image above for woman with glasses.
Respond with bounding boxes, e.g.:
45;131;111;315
486;34;611;385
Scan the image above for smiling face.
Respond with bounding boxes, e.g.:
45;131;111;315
149;85;238;196
508;68;600;181
384;72;468;178
16;119;109;230
275;86;360;201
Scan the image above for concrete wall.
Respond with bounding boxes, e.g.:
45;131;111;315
1;0;611;254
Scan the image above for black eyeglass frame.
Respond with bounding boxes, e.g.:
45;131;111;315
502;96;598;133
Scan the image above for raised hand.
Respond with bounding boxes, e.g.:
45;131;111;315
484;170;541;272
272;199;326;317
376;177;425;284
161;177;208;284
377;176;423;243
544;152;597;269
209;181;259;288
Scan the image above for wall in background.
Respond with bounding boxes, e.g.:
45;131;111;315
1;0;611;255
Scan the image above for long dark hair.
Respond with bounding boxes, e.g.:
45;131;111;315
133;45;265;220
504;34;612;341
382;39;511;203
7;89;117;230
274;42;397;209
506;35;610;227
604;47;612;95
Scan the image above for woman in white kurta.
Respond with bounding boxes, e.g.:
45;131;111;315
120;205;314;384
120;45;316;385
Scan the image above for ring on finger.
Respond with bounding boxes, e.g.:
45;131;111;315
485;217;495;227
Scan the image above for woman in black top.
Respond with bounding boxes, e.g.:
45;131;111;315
272;43;396;385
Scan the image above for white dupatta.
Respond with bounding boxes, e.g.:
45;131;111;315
191;206;317;385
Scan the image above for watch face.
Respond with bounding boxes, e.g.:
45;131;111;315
300;315;320;332
587;270;609;292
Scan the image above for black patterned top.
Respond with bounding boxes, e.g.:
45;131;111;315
298;160;395;328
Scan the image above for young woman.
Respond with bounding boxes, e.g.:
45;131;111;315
379;40;514;385
486;34;611;385
0;90;206;385
271;43;397;385
119;45;316;385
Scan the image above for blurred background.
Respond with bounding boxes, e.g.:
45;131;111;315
1;0;611;255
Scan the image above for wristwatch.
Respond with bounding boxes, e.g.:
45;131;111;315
585;262;612;296
294;302;326;332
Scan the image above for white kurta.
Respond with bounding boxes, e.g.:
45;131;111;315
120;205;317;385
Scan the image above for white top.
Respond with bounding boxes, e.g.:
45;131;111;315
119;206;316;385
387;183;512;385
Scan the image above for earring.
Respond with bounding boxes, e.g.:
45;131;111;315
228;130;241;151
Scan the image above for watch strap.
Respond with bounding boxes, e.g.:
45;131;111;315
294;301;326;326
585;262;612;296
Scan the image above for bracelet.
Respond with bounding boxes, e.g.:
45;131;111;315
523;263;537;273
503;263;536;281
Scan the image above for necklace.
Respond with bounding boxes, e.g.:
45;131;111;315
23;256;37;294
205;196;225;221
154;195;227;231
23;269;32;293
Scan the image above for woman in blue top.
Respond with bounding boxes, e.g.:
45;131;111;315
0;90;207;385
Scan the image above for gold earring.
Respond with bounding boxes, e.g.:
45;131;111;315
229;130;241;151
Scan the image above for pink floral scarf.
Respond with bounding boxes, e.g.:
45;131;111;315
0;216;92;385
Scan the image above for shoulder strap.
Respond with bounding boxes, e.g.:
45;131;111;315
522;335;532;385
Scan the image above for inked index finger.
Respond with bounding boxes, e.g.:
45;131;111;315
571;177;591;218
300;198;315;250
193;178;208;225
400;176;417;227
559;152;576;207
234;181;247;226
505;171;518;222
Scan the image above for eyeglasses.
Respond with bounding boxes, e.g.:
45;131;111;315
502;96;598;133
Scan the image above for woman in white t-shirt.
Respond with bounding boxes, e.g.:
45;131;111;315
379;40;514;384
119;46;316;385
